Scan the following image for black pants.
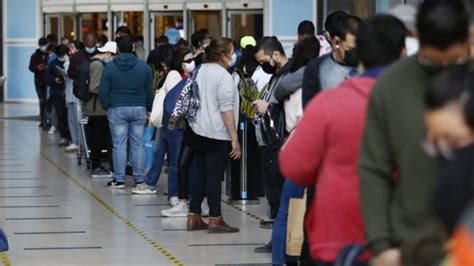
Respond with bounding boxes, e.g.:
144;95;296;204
88;115;113;169
177;144;194;199
260;146;284;219
35;84;47;124
51;96;70;140
189;141;230;217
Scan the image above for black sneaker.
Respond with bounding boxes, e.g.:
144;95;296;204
107;179;125;189
254;241;272;253
91;167;113;179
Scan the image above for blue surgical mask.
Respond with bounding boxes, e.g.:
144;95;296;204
228;53;237;68
85;47;96;54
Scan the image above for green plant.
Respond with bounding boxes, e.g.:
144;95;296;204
151;65;163;93
239;78;267;119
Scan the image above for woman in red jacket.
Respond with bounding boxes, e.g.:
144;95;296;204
279;15;407;265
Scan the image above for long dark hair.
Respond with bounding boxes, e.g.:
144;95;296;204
290;36;320;72
236;45;259;78
170;48;192;74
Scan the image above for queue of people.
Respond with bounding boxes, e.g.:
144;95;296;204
27;0;474;264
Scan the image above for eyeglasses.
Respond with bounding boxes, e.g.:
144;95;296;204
183;59;194;64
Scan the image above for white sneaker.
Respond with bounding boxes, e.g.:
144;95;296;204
161;201;189;217
201;199;210;217
48;126;56;135
65;143;79;153
131;183;157;195
169;196;180;207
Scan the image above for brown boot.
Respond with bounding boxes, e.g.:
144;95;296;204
187;213;208;231
208;216;239;234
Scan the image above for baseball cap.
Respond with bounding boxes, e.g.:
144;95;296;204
165;28;181;45
97;41;117;54
240;36;257;49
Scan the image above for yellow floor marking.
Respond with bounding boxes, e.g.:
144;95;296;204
40;151;183;266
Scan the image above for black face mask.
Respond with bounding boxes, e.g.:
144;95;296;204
342;49;359;68
261;61;277;74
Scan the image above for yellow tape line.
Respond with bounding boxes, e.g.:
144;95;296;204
221;200;266;222
40;151;183;266
0;252;10;266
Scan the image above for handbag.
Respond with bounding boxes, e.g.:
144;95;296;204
149;88;167;128
169;66;201;130
260;106;286;149
286;190;307;256
0;229;9;252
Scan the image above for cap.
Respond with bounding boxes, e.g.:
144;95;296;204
97;41;117;54
240;36;257;49
387;4;417;31
165;28;181;45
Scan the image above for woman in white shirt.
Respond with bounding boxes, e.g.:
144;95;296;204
132;49;195;207
186;37;241;233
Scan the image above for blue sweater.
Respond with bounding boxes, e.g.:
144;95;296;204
99;53;153;111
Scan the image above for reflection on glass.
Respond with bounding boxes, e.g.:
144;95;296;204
63;15;75;38
190;11;222;38
49;16;59;37
81;13;108;38
229;13;263;43
123;12;144;37
154;14;183;40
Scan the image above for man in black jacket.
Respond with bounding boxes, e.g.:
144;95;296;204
29;37;49;129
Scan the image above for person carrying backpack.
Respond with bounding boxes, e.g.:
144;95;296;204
84;42;117;178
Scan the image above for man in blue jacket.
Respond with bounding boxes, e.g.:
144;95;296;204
99;36;153;188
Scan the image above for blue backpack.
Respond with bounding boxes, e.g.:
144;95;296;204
162;78;188;129
0;229;9;252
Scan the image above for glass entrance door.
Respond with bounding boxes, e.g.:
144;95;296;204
113;11;144;38
188;10;222;38
150;12;184;48
79;13;108;40
227;10;263;42
45;14;60;37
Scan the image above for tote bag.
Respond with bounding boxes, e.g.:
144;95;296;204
286;190;307;256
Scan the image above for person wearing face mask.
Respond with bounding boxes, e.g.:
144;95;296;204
185;37;241;233
302;15;361;107
67;34;98;80
358;1;471;266
132;49;194;202
29;37;49;129
251;36;291;253
191;29;211;67
84;41;117;179
46;45;71;146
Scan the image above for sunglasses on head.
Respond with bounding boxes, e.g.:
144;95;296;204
183;58;194;64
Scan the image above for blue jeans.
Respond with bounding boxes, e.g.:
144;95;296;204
272;179;305;265
145;127;183;197
107;106;147;183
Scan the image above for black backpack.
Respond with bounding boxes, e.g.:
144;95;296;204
73;58;103;101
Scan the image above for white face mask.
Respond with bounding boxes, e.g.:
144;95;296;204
85;47;96;54
405;37;419;56
40;45;47;52
183;61;196;73
228;53;237;68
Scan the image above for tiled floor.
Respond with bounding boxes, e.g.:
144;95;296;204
0;103;272;266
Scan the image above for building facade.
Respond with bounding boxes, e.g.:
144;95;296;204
0;0;431;102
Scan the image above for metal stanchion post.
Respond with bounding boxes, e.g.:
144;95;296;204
229;117;259;205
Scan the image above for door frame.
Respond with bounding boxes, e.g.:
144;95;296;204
226;9;263;40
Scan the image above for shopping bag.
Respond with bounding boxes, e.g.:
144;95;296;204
144;125;155;169
0;229;9;252
286;191;307;256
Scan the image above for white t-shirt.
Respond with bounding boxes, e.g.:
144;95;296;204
190;63;239;141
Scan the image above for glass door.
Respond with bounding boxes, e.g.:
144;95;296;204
45;14;60;37
62;14;78;39
188;10;222;38
113;11;144;38
79;13;108;40
227;10;263;42
150;12;184;48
